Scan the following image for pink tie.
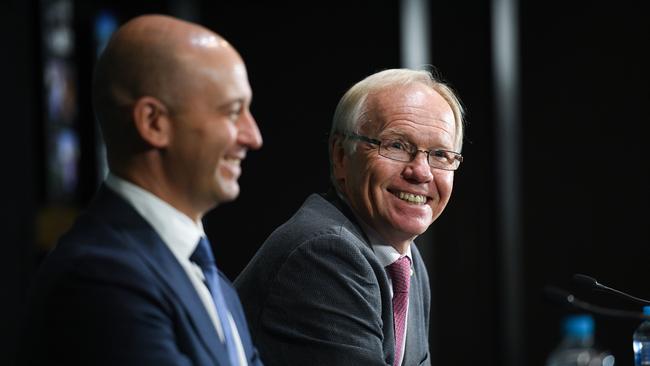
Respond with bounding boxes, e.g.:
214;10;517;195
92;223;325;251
386;256;411;366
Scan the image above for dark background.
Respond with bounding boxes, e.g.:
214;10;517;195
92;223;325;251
2;0;648;365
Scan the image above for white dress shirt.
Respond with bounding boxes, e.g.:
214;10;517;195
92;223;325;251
105;174;247;365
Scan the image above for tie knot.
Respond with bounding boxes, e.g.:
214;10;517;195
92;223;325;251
190;236;215;268
386;256;411;293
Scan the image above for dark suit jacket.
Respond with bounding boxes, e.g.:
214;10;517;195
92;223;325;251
19;186;262;366
235;193;431;366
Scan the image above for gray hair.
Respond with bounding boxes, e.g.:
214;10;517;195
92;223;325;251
328;68;465;187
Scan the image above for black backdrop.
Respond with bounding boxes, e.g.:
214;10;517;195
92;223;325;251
521;2;650;364
3;0;648;365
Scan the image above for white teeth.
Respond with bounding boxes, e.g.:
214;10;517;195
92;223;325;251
397;191;426;204
224;158;241;165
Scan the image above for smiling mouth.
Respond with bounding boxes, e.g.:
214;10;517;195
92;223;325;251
390;190;428;205
223;157;242;165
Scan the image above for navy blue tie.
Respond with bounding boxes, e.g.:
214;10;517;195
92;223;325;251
191;236;240;366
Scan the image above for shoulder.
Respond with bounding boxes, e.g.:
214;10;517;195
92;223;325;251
265;193;369;254
235;193;391;311
28;196;168;306
236;194;378;287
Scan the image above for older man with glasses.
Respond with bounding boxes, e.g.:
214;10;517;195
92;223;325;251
235;68;465;366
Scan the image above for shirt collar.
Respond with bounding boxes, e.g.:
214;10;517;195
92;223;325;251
364;223;413;268
105;173;204;260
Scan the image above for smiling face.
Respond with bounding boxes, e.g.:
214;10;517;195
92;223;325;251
165;45;262;218
333;82;456;252
93;15;263;221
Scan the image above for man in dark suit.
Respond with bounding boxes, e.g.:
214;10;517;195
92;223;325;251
20;14;263;366
235;69;465;366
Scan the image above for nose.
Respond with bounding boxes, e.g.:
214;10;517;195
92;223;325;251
402;150;433;183
237;110;263;150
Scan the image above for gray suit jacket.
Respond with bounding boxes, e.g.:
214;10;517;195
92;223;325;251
235;192;431;365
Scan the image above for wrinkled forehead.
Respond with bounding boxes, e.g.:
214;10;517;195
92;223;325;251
360;83;455;135
371;83;434;107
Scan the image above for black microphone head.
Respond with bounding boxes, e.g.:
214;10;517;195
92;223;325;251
543;286;576;306
574;273;650;305
573;273;600;289
543;285;650;320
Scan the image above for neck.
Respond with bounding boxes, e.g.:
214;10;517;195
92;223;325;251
391;241;412;255
113;161;204;223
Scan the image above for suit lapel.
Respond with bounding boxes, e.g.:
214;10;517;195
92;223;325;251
89;186;230;365
403;252;427;365
319;190;397;363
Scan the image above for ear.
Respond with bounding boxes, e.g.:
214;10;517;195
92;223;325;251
331;136;348;184
132;96;171;148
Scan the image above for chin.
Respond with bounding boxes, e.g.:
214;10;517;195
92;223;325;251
214;183;240;204
390;214;432;233
400;228;427;238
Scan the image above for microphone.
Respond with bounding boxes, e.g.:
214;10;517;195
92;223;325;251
573;273;650;305
543;286;650;320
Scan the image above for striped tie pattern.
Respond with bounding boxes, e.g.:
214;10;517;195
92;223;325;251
386;256;411;366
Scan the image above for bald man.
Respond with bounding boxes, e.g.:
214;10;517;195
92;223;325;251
19;15;263;366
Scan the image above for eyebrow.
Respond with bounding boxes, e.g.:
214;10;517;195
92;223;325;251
378;129;452;151
378;130;414;143
218;98;246;110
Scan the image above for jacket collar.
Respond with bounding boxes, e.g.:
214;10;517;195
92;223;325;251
88;185;231;365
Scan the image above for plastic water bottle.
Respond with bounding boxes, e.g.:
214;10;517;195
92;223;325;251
633;306;650;365
545;314;615;366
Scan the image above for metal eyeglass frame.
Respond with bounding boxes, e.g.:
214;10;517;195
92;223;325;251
342;132;463;171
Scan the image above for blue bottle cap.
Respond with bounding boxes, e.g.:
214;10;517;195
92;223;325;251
563;314;594;337
642;306;650;316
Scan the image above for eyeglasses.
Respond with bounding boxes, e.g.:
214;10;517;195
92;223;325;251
342;132;463;171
